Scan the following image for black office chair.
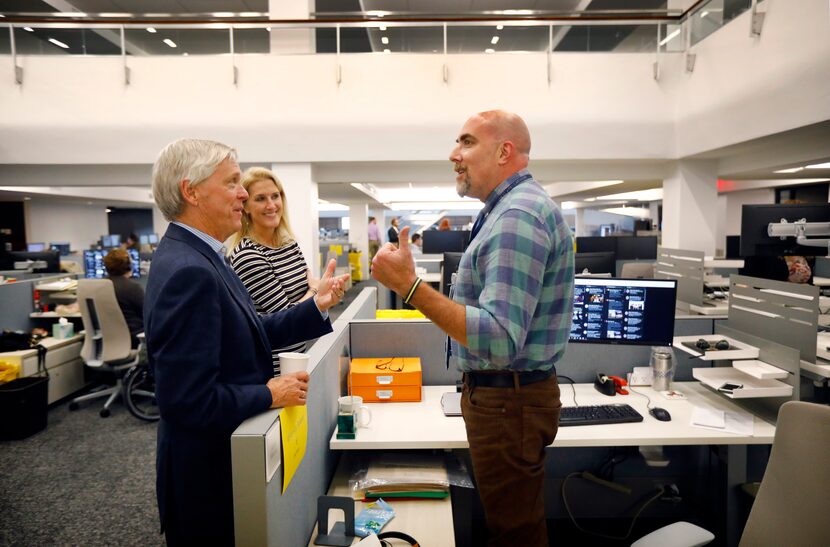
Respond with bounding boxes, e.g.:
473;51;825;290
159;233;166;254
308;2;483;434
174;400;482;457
69;279;139;417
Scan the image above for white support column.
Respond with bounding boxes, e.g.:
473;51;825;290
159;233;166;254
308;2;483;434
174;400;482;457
649;201;661;230
349;203;369;281
272;162;319;275
268;0;314;54
661;160;718;255
574;208;586;237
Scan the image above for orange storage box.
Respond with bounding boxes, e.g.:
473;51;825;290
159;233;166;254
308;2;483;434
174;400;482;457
349;357;422;403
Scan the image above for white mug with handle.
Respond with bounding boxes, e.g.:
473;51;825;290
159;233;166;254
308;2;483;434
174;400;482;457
338;395;372;427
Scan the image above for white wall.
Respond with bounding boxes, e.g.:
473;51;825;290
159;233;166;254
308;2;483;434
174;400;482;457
25;199;108;252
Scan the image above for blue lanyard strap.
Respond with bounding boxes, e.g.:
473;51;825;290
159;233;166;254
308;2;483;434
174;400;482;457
469;173;532;242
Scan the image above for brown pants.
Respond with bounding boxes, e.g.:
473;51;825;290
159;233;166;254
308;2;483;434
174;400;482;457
368;240;380;261
461;375;561;547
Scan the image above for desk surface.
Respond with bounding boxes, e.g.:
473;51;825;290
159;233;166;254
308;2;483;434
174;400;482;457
331;383;775;450
0;333;84;358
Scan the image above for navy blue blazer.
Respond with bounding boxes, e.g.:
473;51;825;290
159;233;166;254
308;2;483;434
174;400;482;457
144;223;332;545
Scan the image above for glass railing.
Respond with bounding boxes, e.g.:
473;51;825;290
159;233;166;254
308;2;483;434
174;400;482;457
0;1;757;58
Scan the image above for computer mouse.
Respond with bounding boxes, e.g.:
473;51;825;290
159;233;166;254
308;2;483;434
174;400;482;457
649;407;672;422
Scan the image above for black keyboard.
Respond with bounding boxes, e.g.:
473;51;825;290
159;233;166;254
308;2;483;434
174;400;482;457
559;404;644;426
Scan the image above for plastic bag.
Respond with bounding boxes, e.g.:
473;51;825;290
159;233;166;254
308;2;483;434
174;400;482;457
354;498;395;537
0;361;20;383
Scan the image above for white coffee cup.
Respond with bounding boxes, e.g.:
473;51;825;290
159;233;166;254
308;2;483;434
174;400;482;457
279;352;310;376
338;395;372;427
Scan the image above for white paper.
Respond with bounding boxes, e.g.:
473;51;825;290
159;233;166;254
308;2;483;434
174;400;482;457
690;405;755;436
355;534;382;547
264;418;282;483
691;406;726;429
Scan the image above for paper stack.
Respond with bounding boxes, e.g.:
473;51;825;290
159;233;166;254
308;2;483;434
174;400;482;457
353;453;449;500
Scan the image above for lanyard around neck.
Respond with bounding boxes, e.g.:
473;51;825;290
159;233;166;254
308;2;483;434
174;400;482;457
469;173;532;242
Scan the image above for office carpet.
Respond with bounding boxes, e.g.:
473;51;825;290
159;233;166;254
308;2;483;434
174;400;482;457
0;281;371;546
0;401;163;546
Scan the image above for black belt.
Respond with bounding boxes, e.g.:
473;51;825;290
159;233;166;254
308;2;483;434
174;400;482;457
464;369;553;388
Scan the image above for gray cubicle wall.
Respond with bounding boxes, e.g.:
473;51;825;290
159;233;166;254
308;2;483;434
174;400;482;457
349;315;718;385
655;247;705;310
0;273;74;330
230;288;376;547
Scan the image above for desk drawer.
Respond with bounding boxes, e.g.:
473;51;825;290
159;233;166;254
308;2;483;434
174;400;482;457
20;341;82;377
351;385;422;403
47;358;85;404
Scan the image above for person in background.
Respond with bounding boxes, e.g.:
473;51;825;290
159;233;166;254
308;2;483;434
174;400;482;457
123;233;140;251
227;166;321;376
103;248;144;348
410;233;423;255
387;217;400;246
438;218;451;231
368;216;381;261
372;110;574;546
145;138;348;546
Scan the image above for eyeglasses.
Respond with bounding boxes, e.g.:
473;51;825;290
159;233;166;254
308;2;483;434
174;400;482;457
374;358;405;372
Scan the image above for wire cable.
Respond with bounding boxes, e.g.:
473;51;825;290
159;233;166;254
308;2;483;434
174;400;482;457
626;384;654;410
561;471;665;541
557;374;578;407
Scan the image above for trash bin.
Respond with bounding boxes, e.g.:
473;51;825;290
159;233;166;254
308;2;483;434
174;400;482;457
0;375;49;440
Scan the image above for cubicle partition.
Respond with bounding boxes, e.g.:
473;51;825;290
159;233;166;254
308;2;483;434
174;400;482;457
655;247;705;310
0;273;73;330
230;288;376;547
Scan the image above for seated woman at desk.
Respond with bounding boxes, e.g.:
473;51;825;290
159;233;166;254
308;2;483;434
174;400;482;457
103;248;144;348
228;166;319;376
741;255;815;284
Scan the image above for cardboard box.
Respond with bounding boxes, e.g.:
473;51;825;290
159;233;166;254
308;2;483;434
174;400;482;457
349;357;422;403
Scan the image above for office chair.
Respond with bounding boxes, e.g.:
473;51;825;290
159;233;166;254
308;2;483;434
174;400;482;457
68;279;140;417
620;262;655;279
632;401;830;547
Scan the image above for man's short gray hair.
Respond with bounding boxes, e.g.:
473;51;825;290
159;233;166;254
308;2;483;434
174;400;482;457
152;138;237;221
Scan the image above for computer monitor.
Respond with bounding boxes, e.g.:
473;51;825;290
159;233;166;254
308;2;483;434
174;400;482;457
422;230;470;254
6;250;61;273
569;277;677;346
616;236;658;260
84;248;140;279
101;234;122;248
725;235;741;259
147;233;159;244
575;236;617;254
441;252;463;297
49;242;71;256
139;235;149;245
127;248;140;279
26;242;46;252
84;250;108;279
740;203;830;257
574;252;616;275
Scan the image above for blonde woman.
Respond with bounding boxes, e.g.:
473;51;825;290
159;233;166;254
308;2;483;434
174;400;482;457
228;167;319;376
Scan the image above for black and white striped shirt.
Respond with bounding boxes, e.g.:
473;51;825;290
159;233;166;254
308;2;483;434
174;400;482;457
229;237;309;376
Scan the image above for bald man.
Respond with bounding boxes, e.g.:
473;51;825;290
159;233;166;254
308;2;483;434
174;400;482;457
372;110;574;546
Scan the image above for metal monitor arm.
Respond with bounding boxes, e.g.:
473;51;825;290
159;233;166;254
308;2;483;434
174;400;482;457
767;218;830;252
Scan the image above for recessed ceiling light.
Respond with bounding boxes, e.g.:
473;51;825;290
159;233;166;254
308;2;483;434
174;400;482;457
503;9;533;15
48;38;70;49
100;12;130;17
496;24;504;30
163;39;177;48
383;49;390;54
585;197;597;202
183;52;189;56
367;10;387;17
774;167;805;174
239;12;260;17
23;27;33;32
491;36;500;45
805;161;830;169
485;48;495;54
105;208;112;213
54;12;87;17
212;12;234;17
700;10;709;18
265;27;271;32
146;27;157;33
381;36;389;45
379;25;386;31
597;189;663;201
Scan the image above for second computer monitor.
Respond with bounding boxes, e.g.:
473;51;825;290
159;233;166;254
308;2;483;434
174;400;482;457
422;230;470;254
574;252;616;275
569;277;677;346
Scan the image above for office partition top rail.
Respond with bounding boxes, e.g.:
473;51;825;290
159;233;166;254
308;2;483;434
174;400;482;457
656;247;705;307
